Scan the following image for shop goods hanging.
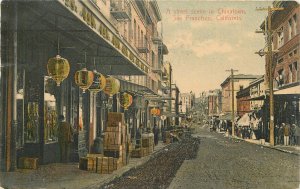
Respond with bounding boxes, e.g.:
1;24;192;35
88;70;107;94
103;77;120;96
47;55;70;86
75;68;94;93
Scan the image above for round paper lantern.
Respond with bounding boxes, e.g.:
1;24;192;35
88;70;106;94
156;109;161;116
103;77;120;96
47;55;70;86
74;68;94;93
120;92;133;110
151;108;157;115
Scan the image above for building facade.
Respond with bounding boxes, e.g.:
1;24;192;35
207;89;222;117
0;0;169;171
220;74;261;118
270;1;300;126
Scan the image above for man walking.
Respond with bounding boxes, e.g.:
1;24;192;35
283;123;290;146
57;115;74;163
153;124;159;146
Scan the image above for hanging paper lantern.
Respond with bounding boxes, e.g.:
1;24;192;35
151;108;161;116
103;77;120;96
151;108;157;115
120;92;133;110
47;55;70;86
88;70;106;94
74;68;94;93
156;109;161;116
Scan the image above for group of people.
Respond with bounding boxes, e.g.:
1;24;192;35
235;126;253;139
275;123;300;146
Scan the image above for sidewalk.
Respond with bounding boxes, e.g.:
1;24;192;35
0;142;167;189
221;131;300;156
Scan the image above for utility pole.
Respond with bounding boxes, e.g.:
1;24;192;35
226;69;238;136
256;6;283;146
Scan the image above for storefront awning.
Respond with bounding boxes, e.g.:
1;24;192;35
274;85;300;95
247;95;266;101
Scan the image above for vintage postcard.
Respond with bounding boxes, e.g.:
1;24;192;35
0;0;299;189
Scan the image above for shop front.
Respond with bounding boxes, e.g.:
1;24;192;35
1;0;149;171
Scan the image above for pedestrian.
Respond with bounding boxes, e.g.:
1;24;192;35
295;124;300;145
57;115;74;163
274;124;279;145
290;124;296;145
283;123;290;146
278;125;283;145
136;124;142;148
153;124;159;146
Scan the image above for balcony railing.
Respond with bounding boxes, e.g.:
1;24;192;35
110;0;131;20
152;30;162;43
152;65;164;74
137;42;149;53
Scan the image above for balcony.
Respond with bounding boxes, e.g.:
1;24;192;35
152;31;162;44
110;0;131;20
152;65;164;74
137;42;149;53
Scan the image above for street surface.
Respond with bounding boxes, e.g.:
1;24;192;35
168;124;300;189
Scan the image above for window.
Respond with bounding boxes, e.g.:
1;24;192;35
288;19;292;40
134;20;136;45
138;26;140;46
141;31;143;47
152;51;155;66
277;58;283;64
276;69;284;87
289;64;293;83
123;22;127;40
278;27;284;47
294;62;298;82
293;14;297;35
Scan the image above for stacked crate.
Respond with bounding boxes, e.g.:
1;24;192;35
96;157;114;174
79;153;103;171
131;133;154;158
18;157;39;169
103;112;127;170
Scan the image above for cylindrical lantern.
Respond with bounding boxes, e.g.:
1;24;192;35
74;68;94;93
120;92;133;110
103;76;120;96
88;70;106;94
47;55;70;86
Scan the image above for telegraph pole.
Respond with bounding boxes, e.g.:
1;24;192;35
256;6;283;146
226;69;238;136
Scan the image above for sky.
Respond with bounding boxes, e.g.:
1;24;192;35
157;0;273;96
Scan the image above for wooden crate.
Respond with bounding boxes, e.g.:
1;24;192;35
113;158;123;170
108;112;125;123
104;131;121;146
104;149;122;158
79;157;96;171
96;157;114;174
18;157;39;169
106;125;121;132
86;153;103;158
131;149;142;158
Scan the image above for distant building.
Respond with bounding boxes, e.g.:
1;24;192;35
180;93;193;114
207;89;222;117
249;76;265;111
236;86;251;117
220;74;261;117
